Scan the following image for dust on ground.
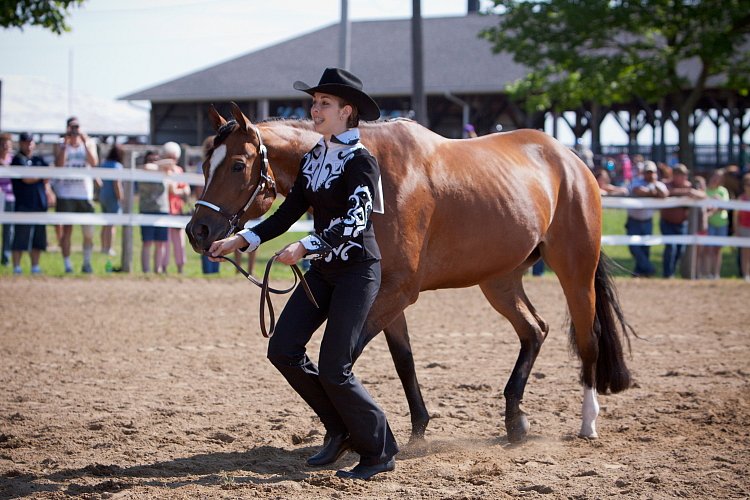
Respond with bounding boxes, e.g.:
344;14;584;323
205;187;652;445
1;276;748;499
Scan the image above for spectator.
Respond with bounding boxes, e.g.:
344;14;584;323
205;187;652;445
603;156;616;179
0;133;15;266
574;139;594;169
735;173;750;282
660;164;705;278
10;133;53;274
692;176;710;278
159;141;190;273
721;164;743;277
98;144;124;260
626;161;668;277
618;153;633;187
531;259;545;276
657;162;672;184
195;136;220;274
463;123;477;138
722;164;742;200
632;154;646;177
594;168;628;196
700;169;730;279
138;151;169;273
54;116;99;273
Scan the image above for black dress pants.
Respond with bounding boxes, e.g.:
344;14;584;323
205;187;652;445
266;259;398;466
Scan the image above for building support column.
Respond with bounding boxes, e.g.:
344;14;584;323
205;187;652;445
257;99;270;122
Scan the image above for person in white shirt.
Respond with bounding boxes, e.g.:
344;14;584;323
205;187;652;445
54;117;98;273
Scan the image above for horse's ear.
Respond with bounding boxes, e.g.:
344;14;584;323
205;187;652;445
230;101;252;133
208;105;226;132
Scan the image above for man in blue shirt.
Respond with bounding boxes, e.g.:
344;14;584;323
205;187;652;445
626;161;669;277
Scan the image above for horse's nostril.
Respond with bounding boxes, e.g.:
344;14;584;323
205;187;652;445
195;224;209;240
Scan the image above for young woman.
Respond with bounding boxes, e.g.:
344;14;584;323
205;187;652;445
208;68;397;480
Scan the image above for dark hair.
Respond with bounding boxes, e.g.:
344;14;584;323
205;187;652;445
142;149;158;164
331;96;359;128
346;105;360;129
106;144;124;163
66;116;79;126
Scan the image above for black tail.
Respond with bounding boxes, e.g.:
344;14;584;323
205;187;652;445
590;252;635;394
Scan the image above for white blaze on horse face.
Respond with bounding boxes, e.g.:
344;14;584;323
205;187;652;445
579;386;600;439
205;144;227;190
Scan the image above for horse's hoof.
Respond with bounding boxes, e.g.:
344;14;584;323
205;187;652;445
407;433;426;446
506;413;530;443
410;419;429;443
578;427;598;439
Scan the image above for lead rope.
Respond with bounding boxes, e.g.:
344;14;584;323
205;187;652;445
219;254;319;338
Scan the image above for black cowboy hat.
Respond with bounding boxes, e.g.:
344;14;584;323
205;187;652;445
294;67;380;121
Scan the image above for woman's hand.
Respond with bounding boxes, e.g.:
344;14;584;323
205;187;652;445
208;235;246;262
274;241;306;265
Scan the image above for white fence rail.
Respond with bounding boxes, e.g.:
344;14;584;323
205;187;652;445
1;167;749;248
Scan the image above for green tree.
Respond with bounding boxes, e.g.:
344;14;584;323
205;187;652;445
1;0;86;35
482;0;750;167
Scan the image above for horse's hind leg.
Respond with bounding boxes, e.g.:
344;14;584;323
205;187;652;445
479;273;549;443
545;245;601;438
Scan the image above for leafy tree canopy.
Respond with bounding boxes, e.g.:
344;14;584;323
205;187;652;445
1;0;86;35
481;0;750;113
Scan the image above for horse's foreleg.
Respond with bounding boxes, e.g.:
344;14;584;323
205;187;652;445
479;275;549;443
383;313;429;442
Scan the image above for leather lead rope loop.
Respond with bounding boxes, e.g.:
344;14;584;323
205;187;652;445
220;254;318;338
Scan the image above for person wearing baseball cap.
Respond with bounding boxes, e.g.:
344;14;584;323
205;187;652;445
10;132;53;274
660;164;705;278
626;160;669;277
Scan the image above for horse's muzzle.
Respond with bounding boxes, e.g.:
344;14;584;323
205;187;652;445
185;216;229;254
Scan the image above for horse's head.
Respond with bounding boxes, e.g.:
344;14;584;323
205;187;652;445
186;102;277;253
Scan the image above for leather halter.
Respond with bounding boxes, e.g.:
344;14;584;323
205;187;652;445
195;123;274;238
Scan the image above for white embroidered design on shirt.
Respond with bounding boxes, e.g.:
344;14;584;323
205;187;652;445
321;217;362;263
342;185;373;238
301;144;361;192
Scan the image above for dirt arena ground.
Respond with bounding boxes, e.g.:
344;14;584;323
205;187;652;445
1;276;748;499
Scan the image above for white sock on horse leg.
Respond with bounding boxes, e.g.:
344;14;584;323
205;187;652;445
579;386;599;439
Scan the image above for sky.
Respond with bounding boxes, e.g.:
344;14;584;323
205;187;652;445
1;0;744;145
2;0;492;101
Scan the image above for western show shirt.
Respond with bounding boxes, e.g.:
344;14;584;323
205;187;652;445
239;128;382;266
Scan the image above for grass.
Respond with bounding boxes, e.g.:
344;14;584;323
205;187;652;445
598;208;742;278
1;194;301;281
1;207;743;280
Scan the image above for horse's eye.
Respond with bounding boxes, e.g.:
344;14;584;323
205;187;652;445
232;161;245;172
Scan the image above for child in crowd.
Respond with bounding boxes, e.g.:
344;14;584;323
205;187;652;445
138;151;170;273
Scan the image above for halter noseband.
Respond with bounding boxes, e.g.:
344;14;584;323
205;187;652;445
195;123;274;237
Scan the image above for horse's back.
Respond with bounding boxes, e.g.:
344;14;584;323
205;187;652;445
362;122;599;289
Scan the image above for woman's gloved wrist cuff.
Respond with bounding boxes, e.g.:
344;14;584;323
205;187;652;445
237;229;260;253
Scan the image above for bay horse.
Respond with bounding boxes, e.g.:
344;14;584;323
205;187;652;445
186;102;633;444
